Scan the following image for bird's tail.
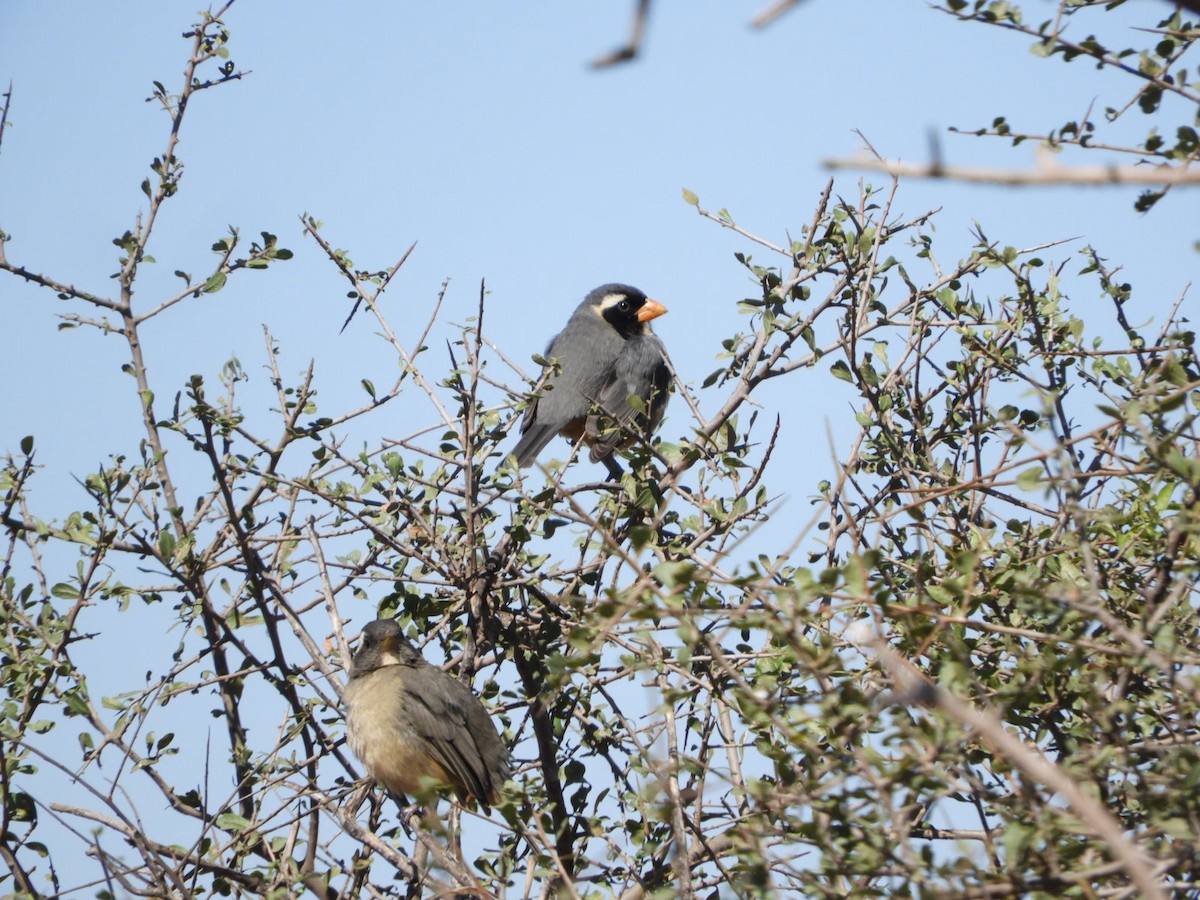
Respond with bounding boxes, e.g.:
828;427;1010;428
509;424;558;468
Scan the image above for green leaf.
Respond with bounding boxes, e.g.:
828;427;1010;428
51;582;80;600
1030;38;1054;58
216;812;251;833
20;435;34;454
1015;467;1043;490
830;360;853;382
202;272;227;294
844;554;868;596
681;188;699;207
654;561;696;588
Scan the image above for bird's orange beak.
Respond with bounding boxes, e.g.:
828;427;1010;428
637;299;668;323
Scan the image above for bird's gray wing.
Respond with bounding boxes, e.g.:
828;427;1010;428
512;316;620;465
462;691;512;787
400;666;503;806
589;334;670;460
511;378;561;467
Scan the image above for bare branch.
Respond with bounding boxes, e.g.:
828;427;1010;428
592;0;652;68
749;0;810;29
824;152;1200;186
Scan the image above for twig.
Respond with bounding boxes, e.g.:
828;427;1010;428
592;0;652;68
824;153;1200;186
749;0;808;28
0;81;12;157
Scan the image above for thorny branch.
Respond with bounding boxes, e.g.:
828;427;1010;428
4;3;1199;898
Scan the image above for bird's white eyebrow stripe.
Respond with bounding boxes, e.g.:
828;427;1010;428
596;293;628;312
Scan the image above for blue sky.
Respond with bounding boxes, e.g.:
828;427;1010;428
4;2;1189;503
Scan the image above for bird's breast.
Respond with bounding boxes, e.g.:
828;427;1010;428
343;669;452;796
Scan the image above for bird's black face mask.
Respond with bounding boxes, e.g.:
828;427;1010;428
599;290;656;338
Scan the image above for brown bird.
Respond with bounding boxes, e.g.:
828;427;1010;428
342;619;511;811
510;283;670;475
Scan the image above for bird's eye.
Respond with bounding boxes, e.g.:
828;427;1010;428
618;300;630;312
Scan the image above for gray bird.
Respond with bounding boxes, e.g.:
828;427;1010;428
511;283;670;474
342;619;511;811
